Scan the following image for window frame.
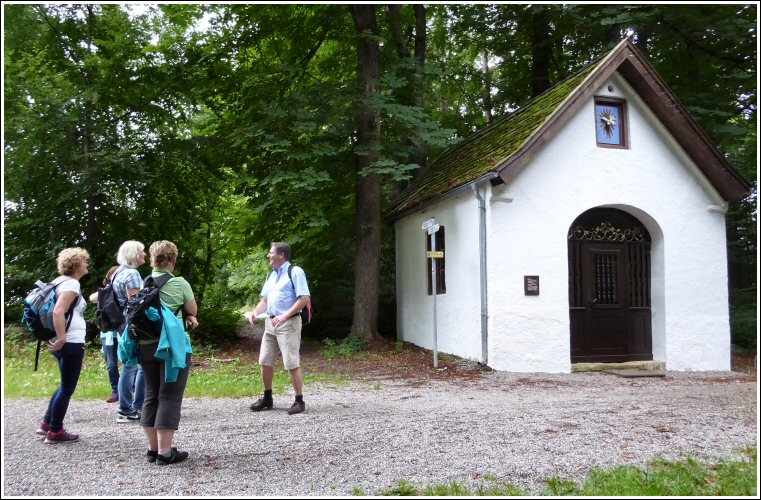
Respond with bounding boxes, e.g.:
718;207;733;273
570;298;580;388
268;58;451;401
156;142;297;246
426;226;446;295
594;97;628;149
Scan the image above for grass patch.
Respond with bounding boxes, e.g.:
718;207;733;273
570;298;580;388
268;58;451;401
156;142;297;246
3;334;348;400
361;477;528;496
360;448;757;496
546;446;758;496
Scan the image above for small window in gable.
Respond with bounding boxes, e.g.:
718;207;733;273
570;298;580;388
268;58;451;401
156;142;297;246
594;98;628;148
426;226;446;295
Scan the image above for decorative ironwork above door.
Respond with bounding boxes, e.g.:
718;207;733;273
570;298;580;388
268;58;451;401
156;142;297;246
568;221;646;242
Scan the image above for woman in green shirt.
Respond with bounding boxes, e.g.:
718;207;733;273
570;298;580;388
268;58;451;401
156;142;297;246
139;240;198;465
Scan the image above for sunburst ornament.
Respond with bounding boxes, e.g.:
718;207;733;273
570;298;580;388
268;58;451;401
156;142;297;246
598;108;617;138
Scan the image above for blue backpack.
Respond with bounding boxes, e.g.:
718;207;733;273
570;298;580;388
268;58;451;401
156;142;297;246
21;277;78;370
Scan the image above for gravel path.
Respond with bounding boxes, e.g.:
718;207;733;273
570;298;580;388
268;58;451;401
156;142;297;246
3;370;756;496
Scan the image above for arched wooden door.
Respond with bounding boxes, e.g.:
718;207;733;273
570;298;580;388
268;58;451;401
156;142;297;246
568;208;652;363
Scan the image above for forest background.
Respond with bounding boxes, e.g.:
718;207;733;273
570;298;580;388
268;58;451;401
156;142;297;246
3;3;757;351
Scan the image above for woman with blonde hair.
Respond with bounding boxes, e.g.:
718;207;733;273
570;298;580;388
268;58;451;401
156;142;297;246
36;247;90;443
140;240;198;465
111;240;147;423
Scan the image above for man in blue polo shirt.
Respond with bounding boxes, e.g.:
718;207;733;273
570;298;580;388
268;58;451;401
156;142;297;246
248;242;311;415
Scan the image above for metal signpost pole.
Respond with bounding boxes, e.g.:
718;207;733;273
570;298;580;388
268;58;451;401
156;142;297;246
431;230;438;369
421;217;440;369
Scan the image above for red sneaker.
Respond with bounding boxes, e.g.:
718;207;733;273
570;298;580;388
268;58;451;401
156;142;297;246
44;428;79;444
106;392;119;403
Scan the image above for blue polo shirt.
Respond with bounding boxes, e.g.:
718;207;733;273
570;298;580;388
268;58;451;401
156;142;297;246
261;262;310;317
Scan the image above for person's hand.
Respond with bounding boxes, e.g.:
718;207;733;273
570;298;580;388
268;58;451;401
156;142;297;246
48;338;65;351
271;314;287;328
186;315;199;330
245;311;255;325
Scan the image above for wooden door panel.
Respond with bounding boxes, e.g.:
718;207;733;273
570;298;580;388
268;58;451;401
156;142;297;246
626;309;653;360
569;224;652;364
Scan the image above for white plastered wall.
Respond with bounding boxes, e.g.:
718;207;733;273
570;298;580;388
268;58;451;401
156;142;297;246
395;190;483;362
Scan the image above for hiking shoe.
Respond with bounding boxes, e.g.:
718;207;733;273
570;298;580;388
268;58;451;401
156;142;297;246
116;410;140;423
106;392;119;403
249;398;273;412
35;421;50;437
44;429;79;444
147;447;176;463
156;448;189;465
287;401;306;415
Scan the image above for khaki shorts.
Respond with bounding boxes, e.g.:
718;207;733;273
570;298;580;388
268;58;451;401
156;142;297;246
259;315;302;370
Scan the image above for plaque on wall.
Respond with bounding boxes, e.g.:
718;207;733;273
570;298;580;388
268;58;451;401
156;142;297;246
524;275;539;295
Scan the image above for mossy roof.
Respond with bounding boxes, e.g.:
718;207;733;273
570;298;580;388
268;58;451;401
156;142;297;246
387;39;750;221
387;59;603;220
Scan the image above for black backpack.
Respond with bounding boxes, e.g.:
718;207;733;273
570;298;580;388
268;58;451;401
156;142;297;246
287;265;312;325
125;274;174;341
21;277;79;370
95;269;125;332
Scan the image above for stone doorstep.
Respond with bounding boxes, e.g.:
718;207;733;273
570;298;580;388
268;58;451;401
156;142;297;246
571;360;666;373
603;369;666;377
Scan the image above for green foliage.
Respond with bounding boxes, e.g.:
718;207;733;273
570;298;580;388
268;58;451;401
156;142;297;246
192;305;244;347
730;287;758;349
320;334;369;360
226;250;273;308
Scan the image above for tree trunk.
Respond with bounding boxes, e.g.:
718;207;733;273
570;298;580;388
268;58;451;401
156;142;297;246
349;4;381;343
531;6;552;97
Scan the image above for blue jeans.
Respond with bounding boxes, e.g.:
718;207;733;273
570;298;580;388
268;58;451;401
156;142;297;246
101;336;119;393
44;342;85;433
118;364;145;413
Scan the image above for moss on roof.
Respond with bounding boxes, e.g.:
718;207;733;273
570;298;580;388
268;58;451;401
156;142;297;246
388;58;604;220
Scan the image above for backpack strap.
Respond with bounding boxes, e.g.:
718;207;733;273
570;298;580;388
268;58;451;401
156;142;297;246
143;273;173;289
107;267;123;285
286;265;311;324
34;340;42;371
52;277;81;332
287;264;298;295
146;273;188;324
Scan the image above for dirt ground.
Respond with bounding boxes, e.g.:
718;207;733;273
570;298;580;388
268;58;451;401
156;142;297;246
207;326;758;385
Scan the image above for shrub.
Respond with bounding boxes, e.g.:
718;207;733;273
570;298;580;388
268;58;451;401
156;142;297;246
730;287;757;349
320;334;369;359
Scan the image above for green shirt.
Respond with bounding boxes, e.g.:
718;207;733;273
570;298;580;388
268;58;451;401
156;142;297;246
151;268;194;320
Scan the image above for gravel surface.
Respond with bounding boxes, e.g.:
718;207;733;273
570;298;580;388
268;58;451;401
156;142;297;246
2;370;756;496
